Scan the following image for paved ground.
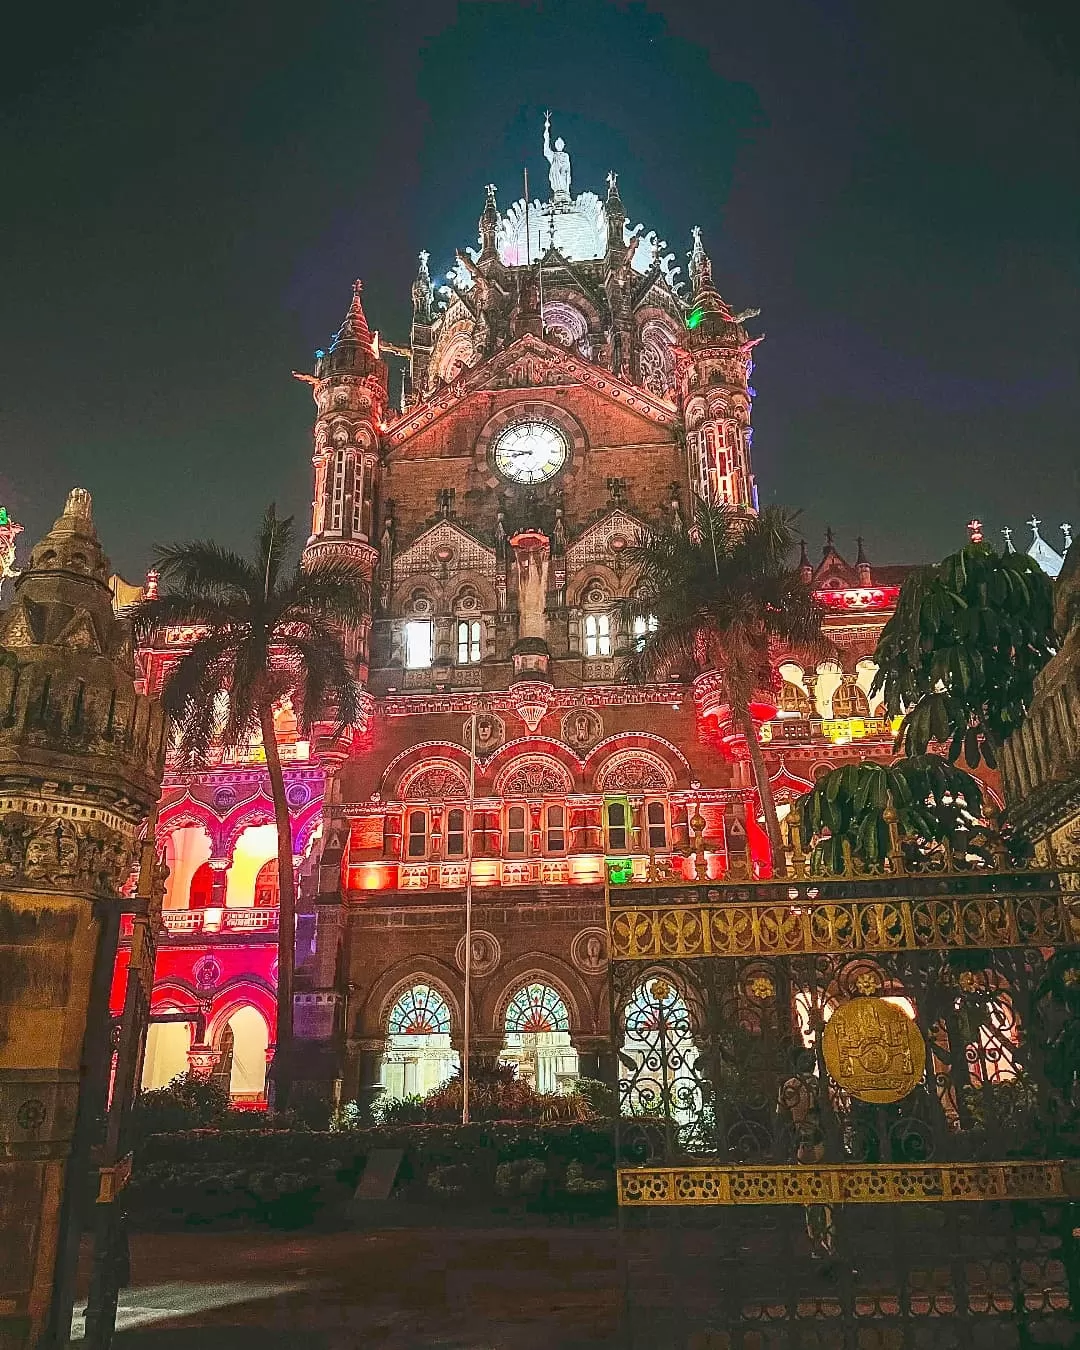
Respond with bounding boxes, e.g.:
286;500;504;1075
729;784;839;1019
74;1228;621;1349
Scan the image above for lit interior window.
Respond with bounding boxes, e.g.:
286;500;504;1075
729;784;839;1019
632;614;658;651
404;619;433;669
584;612;611;657
456;619;482;664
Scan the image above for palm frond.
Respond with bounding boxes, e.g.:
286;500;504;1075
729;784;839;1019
127;593;243;642
152;541;261;603
286;557;370;629
257;505;295;602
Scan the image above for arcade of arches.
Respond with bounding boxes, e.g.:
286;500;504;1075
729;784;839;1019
376;980;580;1102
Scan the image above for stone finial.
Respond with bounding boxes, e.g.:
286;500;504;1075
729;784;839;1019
65;488;93;522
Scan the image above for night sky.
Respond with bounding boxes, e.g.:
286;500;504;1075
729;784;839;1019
2;0;1077;579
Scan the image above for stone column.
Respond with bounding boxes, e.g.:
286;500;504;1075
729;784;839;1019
0;490;165;1350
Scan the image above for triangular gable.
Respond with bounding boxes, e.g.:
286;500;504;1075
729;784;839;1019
392;520;498;584
814;548;855;590
387;334;677;452
565;508;647;574
53;608;103;654
0;600;42;648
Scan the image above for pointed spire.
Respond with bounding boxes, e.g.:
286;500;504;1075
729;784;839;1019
479;185;499;261
799;539;812;582
1001;525;1015;553
1027;515;1065;577
1063;523;1073;552
822;525;835;557
332;278;373;350
855;535;871;585
685;226;735;331
689;225;710;294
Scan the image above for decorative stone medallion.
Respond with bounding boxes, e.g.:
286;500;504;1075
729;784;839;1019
465;712;504;754
454;930;501;977
822;997;926;1104
193;955;222;990
571;927;609;975
562;707;603;752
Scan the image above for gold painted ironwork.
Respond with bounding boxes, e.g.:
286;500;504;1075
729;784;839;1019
617;1160;1077;1207
821;997;926;1103
608;891;1077;960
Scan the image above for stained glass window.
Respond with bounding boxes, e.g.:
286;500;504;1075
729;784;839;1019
388;984;451;1036
504;983;570;1034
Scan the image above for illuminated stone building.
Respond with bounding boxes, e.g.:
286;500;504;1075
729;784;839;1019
117;122;921;1108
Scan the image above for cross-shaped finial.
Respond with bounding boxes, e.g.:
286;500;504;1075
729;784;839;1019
1028;516;1041;534
1001;526;1013;550
352;278;363;298
966;519;983;543
606;170;618;192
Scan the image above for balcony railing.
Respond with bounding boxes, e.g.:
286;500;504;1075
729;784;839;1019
152;906;280;935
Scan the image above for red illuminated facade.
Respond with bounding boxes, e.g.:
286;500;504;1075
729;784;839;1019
116;126;929;1107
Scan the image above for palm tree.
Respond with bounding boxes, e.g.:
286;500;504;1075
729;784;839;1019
872;538;1056;769
131;506;367;1108
621;500;827;866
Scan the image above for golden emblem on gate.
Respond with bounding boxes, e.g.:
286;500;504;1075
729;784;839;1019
821;996;926;1104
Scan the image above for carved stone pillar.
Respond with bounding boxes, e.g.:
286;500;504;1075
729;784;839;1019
0;489;165;1350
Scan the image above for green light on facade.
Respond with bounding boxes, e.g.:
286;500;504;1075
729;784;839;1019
686;308;705;330
607;857;634;886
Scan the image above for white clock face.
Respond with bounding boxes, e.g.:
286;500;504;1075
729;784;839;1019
492;420;568;485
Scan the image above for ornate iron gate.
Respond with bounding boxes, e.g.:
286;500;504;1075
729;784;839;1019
608;861;1080;1347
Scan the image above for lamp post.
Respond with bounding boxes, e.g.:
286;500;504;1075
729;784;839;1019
462;711;478;1124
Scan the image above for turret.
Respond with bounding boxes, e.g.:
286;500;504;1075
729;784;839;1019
304;280;387;569
301;280;388;678
677;227;760;513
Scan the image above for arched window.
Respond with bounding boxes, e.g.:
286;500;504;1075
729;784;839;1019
253;859;279;907
445;808;466;859
404;619;434;669
606;799;629;851
382;985;458;1099
405;809;428;859
188;861;213;908
388;984;452;1036
505;804;528;856
779;680;812;716
621;977;702;1124
329;449;347;532
646;800;668;850
456;619;481;664
584;612;611;657
831;679;870;718
545;803;566;853
505;983;571;1033
502;983;577;1093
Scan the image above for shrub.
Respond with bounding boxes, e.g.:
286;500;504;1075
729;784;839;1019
494;1156;547;1198
129;1073;230;1140
373;1060;600;1125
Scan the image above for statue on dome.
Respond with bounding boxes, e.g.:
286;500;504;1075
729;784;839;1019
0;506;23;600
543;111;572;203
